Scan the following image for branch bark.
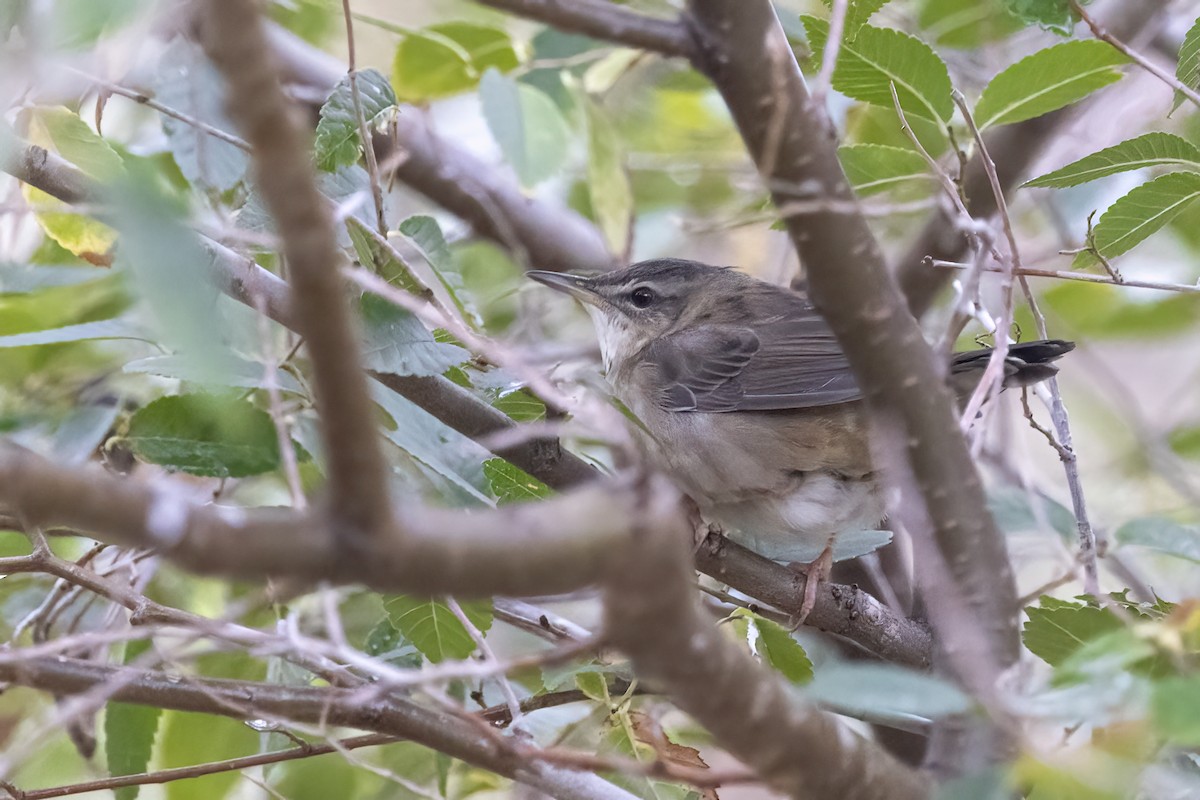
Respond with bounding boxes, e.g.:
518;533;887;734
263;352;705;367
474;0;696;59
0;445;633;598
684;0;1017;725
198;0;391;544
603;477;931;800
0;656;637;800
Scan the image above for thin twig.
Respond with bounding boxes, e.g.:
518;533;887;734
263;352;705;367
63;67;251;151
446;597;523;725
255;296;307;510
812;0;849;108
340;0;388;235
928;260;1200;294
950;90;1016;432
1070;0;1200;110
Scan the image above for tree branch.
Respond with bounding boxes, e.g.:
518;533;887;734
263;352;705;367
0;445;634;598
603;477;930;799
684;0;1017;718
198;0;391;544
473;0;696;59
0;657;637;800
694;532;931;668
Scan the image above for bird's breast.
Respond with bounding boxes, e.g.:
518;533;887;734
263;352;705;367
617;385;881;545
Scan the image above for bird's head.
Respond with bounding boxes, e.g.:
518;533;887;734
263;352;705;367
528;258;741;371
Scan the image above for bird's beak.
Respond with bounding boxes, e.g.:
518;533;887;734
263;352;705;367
527;271;603;307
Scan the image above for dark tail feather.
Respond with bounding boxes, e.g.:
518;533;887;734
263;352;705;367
950;339;1075;395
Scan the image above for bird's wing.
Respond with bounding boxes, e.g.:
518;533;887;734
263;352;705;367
644;295;861;412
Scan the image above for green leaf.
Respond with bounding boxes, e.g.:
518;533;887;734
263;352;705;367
360;293;467;376
123;354;306;394
483;458;551;504
1001;0;1074;35
732;609;814;684
48;0;140;48
1169;424;1200;459
480;69;571;187
1025;133;1200;188
1073;172;1200;268
314;68;398;172
837;143;933;195
161;654;263;800
384;596;493;663
22;107;122;261
27;106;124;181
114;165;234;374
1038;281;1200;339
818;0;891;39
105;640;160;800
0;263;106;293
391;22;518;102
917;0;1023;48
269;0;338;45
0;317;147;348
152;39;248;192
491;387;546;422
1115;517;1200;563
805;662;970;719
987;486;1076;540
802;16;954;123
575;670;611;703
345;217;423;293
271;751;360;800
124;393;281;478
974;40;1127;130
369;378;491;503
583;95;633;253
1174;16;1200;112
397;215;478;326
1023;596;1122;666
1152;675;1200;745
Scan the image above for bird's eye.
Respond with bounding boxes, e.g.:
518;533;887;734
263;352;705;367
630;287;655;308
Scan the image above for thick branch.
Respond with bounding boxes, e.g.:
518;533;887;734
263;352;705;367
198;0;391;541
262;23;616;274
0;446;633;597
0;656;635;800
685;0;1017;694
603;478;930;799
474;0;695;59
694;533;930;668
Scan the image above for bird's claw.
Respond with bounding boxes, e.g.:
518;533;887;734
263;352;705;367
787;543;834;630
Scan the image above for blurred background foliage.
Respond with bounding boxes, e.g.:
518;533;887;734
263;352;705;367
2;0;1200;798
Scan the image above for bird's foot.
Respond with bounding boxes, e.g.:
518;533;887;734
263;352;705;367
684;497;723;552
787;542;834;629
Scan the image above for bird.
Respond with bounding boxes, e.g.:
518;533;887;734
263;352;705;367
529;258;1073;621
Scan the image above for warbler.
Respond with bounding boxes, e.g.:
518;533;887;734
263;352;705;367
530;259;1072;620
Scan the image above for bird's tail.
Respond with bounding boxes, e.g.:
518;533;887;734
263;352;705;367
950;339;1075;396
